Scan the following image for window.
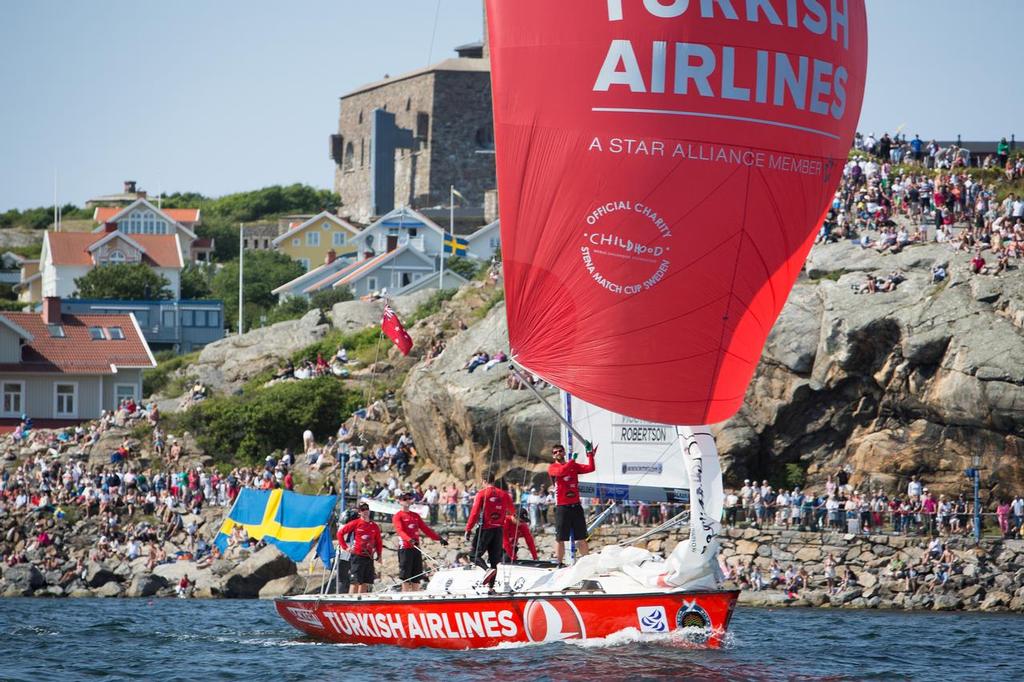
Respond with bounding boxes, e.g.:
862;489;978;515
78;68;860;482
206;310;220;328
107;327;125;340
115;384;136;404
89;326;105;340
181;310;194;327
47;324;64;338
108;249;126;263
475;124;495;150
162;310;175;328
299;258;310;271
55;383;76;417
306;231;320;247
367;276;378;291
2;381;23;416
343;142;355;171
292;238;300;247
416;112;430;139
489;237;501;249
333;232;347;247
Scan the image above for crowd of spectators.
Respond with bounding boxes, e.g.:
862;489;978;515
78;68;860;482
816;134;1023;289
721;475;1024;540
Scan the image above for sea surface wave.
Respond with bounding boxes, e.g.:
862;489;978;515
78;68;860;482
0;598;1017;681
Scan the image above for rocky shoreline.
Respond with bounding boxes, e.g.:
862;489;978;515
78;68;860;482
4;520;1023;612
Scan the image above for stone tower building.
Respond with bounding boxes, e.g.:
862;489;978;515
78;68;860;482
330;40;494;224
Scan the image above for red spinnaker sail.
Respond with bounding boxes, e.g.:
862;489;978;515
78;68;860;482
487;0;867;424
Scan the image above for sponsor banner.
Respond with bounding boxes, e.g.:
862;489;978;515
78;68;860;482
321;608;519;641
564;391;700;502
636;605;669;633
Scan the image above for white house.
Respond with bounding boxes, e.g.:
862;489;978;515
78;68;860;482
92;198;212;263
0;298;156;422
352;206;446;260
464;219;501;261
39;228;184;301
270;250;357;301
330;245;438;297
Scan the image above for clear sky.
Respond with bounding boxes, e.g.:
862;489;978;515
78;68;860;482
1;0;1021;210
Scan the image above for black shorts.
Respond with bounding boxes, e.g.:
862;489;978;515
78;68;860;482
350;555;375;585
555;504;588;542
398;547;424;582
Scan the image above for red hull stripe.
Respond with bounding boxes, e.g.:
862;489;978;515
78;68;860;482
276;590;738;650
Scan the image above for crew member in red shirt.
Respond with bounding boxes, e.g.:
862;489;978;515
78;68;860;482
548;442;597;564
502;508;538;562
393;492;448;591
464;476;513;569
337;502;383;593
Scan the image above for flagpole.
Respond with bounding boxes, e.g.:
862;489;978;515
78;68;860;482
442;185;452;288
238;223;244;335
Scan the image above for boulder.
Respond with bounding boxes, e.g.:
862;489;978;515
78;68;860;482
258;574;306;599
980;590;1012;611
126;574;168;598
2;564;46;593
94;582;123;598
221;545;296;598
932;594;963;611
734;540;759;556
84;561;119;588
189;309;331;394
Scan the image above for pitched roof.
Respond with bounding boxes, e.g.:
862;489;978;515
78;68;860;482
94;206;201;224
0;311;155;374
332;246;434;288
271;211;360;247
47;231;183;268
271;253;356;296
91;199;198;240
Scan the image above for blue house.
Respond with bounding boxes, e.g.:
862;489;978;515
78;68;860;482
57;299;224;353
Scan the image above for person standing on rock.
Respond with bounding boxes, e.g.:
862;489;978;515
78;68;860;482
338;502;382;593
464;476;513;569
548;442;597;565
394;492;447;591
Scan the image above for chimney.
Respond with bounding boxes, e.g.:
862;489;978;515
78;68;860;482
42;296;61;325
104;222;118;233
325;249;337;265
124;181;136;194
138;190;147;199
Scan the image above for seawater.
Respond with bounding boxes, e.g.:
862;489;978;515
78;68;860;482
0;598;1017;681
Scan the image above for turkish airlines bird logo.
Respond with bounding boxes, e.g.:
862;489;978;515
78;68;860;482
523;599;586;642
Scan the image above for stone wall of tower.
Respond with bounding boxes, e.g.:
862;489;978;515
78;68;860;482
333;66;494;224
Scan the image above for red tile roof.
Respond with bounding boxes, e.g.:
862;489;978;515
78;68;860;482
47;232;182;268
0;311;155;375
94;206;200;224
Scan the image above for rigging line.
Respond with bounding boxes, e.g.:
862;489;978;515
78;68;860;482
426;0;442;67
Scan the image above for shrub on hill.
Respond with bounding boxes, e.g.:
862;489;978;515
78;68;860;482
168;376;360;465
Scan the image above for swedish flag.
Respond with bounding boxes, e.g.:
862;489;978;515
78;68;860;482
444;232;468;256
214;489;336;562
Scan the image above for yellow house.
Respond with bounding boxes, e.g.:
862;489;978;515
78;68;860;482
271;211;360;271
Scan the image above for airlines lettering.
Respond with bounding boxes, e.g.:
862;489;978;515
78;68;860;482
322;609;518;640
596;0;855;120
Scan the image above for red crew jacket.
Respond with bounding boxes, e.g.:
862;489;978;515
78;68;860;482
393;509;441;549
548;453;596;506
465;486;513;532
502;517;538;560
337;518;382;558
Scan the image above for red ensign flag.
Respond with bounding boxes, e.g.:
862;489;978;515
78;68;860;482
381;305;413;356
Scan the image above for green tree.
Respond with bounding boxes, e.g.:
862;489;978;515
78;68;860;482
170;377;360;464
265;296;310;325
180;264;213;300
73;264;173;300
309;285;354;310
446;257;482;280
211;250;304;331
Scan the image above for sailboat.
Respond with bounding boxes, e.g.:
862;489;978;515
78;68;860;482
276;0;866;649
